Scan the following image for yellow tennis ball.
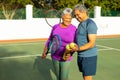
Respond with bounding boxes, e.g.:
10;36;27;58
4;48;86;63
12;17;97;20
69;42;75;49
66;44;70;50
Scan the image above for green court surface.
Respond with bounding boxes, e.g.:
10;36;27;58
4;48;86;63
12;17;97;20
0;38;120;80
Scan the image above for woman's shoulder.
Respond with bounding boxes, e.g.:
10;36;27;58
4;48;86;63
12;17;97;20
70;24;77;29
53;23;60;27
52;23;60;29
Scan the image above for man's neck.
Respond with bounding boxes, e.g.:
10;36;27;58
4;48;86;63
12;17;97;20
82;16;89;22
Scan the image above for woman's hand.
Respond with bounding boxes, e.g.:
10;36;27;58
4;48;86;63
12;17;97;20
42;52;47;59
42;46;48;59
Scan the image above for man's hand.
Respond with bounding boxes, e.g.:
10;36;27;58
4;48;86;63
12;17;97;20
70;43;79;52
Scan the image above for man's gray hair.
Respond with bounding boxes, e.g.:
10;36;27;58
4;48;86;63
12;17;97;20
61;8;73;17
74;4;88;14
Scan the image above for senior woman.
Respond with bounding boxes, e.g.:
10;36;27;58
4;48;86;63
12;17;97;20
42;8;76;80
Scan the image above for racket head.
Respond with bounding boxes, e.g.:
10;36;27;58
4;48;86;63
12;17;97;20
44;9;61;28
48;34;62;55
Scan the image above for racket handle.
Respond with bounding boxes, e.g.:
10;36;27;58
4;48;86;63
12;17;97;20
63;50;71;60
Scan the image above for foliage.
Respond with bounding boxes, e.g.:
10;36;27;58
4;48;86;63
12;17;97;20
0;0;33;8
54;0;80;9
32;0;54;9
0;0;32;19
0;0;120;19
13;8;26;19
52;0;120;17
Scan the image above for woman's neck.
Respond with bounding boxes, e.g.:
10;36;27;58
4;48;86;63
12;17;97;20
60;23;70;28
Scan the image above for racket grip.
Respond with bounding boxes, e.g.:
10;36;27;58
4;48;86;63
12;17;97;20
63;50;71;60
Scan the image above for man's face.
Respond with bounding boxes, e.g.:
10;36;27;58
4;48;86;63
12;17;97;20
74;10;85;22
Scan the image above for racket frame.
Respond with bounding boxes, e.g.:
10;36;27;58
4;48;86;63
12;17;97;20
48;34;62;54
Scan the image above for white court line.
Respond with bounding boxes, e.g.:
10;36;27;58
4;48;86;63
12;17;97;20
97;45;120;52
97;38;120;41
0;54;51;60
0;54;40;60
0;42;45;60
0;42;43;47
0;48;118;60
98;48;113;51
0;44;119;60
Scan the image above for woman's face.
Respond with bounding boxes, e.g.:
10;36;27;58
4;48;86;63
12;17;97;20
62;14;72;26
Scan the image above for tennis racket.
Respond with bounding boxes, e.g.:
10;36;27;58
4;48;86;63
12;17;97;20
48;34;62;55
44;9;61;28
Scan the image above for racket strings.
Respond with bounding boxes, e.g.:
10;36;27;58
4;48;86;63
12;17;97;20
52;37;59;52
50;35;62;54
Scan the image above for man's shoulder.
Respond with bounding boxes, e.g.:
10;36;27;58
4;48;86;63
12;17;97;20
86;18;96;24
86;19;97;27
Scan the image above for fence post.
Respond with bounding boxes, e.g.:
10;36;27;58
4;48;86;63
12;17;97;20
94;6;101;18
26;4;33;20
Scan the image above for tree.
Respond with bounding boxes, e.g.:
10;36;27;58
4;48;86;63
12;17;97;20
0;0;119;19
0;0;33;19
32;0;55;9
54;0;80;9
32;0;120;17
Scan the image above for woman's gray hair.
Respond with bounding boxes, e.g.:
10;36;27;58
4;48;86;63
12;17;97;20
74;4;88;15
61;8;73;17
